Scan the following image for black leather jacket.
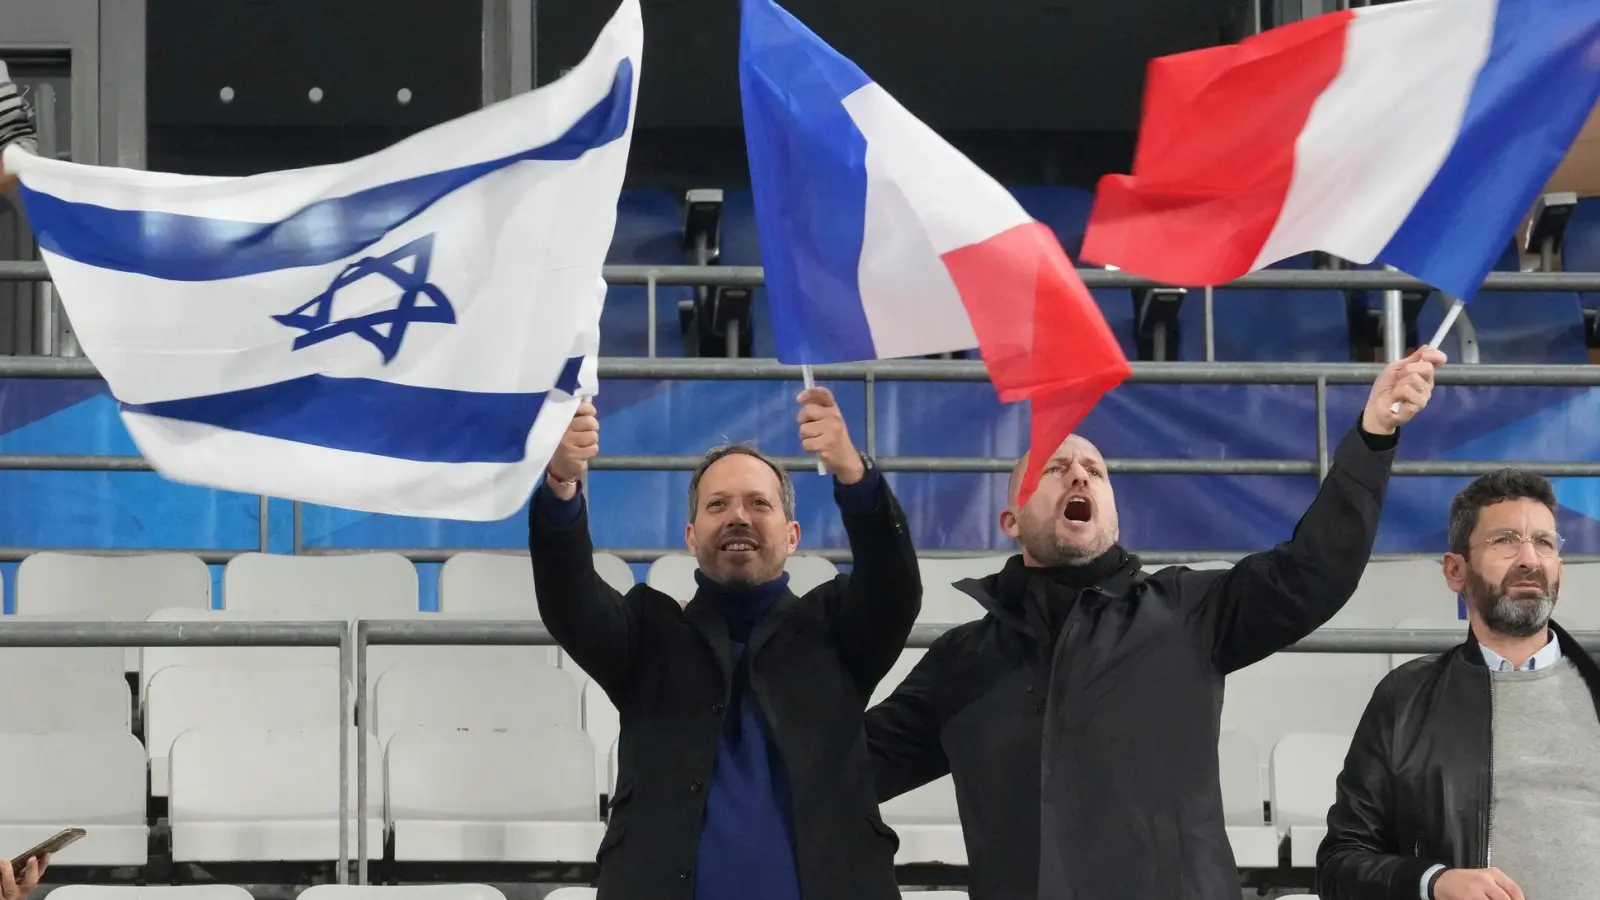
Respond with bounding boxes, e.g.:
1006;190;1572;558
1316;620;1600;900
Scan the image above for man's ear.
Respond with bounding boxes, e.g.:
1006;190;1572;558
999;508;1020;540
1442;551;1468;594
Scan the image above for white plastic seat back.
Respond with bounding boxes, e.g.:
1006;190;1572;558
646;553;838;604
1218;730;1265;825
0;612;126;680
50;887;256;900
880;775;958;825
1554;563;1600;628
374;606;556;668
582;679;621;785
1330;559;1458;627
15;554;211;670
0;731;145;823
372;664;580;745
145;665;342;796
917;557;1006;624
1223;650;1386;759
141;607;338;696
169;726;382;861
222;552;417;616
870;649;926;706
544;891;596;900
300;883;508;900
1270;732;1352;826
0;665;130;733
0;731;148;865
385;726;599;822
440;551;635;614
1391;617;1469;668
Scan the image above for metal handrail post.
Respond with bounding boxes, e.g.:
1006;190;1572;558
338;623;352;884
356;620;371;885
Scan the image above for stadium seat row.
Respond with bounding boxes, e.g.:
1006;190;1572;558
0;718;1349;871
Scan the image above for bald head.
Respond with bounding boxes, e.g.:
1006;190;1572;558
1007;435;1105;508
1000;433;1120;567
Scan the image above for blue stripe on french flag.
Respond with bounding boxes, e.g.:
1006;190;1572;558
1083;0;1600;301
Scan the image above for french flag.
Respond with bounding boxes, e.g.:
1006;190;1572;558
1082;0;1600;301
739;0;1130;504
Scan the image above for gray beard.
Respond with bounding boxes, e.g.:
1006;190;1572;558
1466;567;1557;638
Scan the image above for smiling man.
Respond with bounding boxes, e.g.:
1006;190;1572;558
1318;470;1600;900
528;386;920;900
865;347;1446;900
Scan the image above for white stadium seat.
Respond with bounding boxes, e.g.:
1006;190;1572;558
645;553;839;603
543;891;595;900
580;679;620;789
1270;732;1352;868
1553;563;1600;628
169;726;382;862
1390;617;1468;668
0;731;148;865
141;608;338;697
222;552;418;616
145;664;342;797
1218;730;1277;868
372;664;581;745
880;776;965;865
1330;559;1458;627
50;887;256;900
301;885;508;900
15;553;211;671
438;551;635;614
385;726;604;862
1223;649;1385;766
871;649;925;706
0;662;130;733
916;556;1007;624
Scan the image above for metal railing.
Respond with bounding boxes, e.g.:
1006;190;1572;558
1;618;1595;881
4;262;1600;564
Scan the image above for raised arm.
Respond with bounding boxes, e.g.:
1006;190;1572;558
528;398;640;694
865;634;956;801
1197;348;1444;674
796;386;922;694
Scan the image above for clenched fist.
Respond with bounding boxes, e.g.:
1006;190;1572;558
797;387;866;484
1432;867;1524;900
546;398;598;499
1364;346;1446;435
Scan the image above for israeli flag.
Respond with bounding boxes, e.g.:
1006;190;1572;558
6;0;642;521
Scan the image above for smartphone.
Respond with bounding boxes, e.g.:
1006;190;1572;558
10;827;83;872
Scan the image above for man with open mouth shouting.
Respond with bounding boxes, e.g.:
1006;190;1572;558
865;346;1446;900
528;386;920;900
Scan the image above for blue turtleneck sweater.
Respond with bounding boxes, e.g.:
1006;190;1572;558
689;569;802;900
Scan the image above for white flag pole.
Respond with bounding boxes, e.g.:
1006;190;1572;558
800;364;827;475
1390;295;1462;414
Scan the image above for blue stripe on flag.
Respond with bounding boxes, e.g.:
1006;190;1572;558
22;60;635;283
739;0;877;365
1378;0;1600;300
122;356;587;465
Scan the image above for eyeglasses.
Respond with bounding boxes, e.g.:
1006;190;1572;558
1478;530;1565;560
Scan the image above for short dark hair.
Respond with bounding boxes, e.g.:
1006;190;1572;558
686;443;795;523
1447;469;1557;555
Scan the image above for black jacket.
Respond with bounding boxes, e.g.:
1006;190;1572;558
529;475;921;900
865;425;1396;900
1316;622;1600;900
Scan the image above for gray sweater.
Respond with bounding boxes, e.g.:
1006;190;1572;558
1488;657;1600;898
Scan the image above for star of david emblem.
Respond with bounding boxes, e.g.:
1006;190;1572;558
273;233;456;364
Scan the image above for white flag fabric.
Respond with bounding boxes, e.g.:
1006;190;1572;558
6;0;642;521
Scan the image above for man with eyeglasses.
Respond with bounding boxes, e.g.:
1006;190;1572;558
1318;469;1600;900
